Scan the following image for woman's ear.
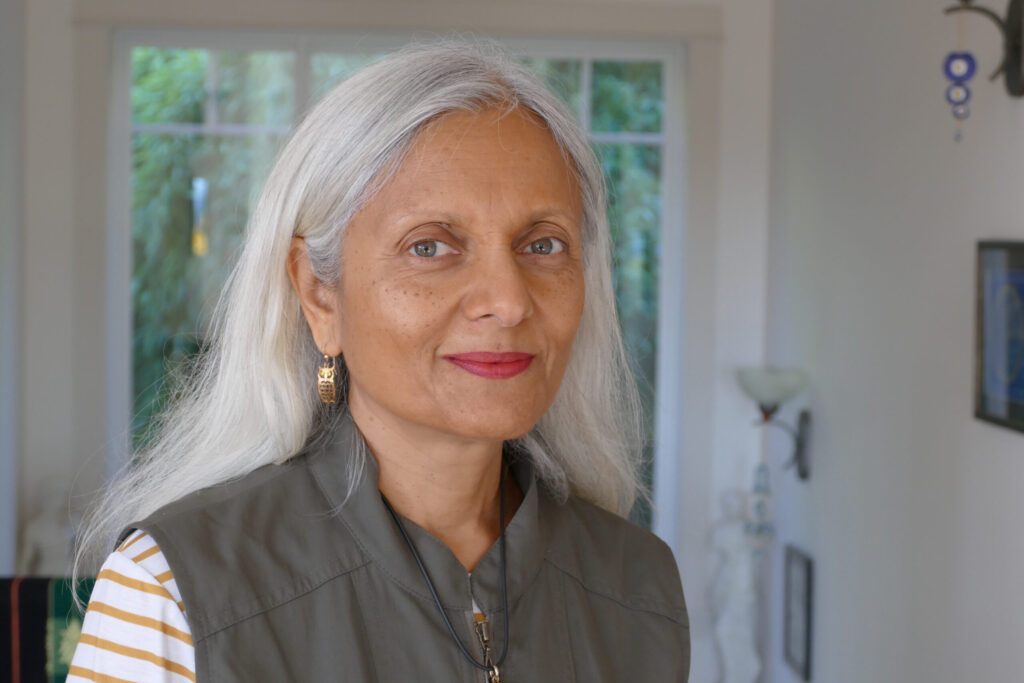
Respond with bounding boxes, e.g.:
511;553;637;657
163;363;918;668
286;236;343;356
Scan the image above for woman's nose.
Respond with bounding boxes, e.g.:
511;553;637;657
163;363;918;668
460;246;535;327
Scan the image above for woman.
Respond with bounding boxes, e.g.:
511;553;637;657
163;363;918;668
69;38;690;682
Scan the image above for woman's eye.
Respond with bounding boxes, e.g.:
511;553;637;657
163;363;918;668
408;239;457;258
525;237;566;256
407;236;566;258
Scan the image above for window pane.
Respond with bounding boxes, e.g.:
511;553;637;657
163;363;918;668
518;58;582;119
591;61;663;133
132;47;208;125
595;143;662;527
131;130;284;446
215;51;296;127
310;53;382;102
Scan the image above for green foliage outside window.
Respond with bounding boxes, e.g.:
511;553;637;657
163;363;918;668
130;48;286;448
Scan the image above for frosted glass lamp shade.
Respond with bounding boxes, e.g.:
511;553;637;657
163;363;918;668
736;367;809;408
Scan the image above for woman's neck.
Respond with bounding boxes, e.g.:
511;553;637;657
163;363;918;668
348;397;525;572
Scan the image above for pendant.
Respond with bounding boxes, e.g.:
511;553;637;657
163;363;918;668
474;613;503;683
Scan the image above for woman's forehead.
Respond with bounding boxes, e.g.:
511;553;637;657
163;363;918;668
402;107;569;174
370;107;581;215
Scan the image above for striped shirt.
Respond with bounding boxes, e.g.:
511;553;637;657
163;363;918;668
67;529;196;682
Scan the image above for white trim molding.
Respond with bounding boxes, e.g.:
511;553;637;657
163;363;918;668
0;0;25;575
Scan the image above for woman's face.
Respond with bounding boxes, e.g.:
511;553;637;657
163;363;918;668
333;105;585;441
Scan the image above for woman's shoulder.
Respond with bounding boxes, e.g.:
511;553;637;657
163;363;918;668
139;454;310;528
106;528;187;612
68;529;195;682
115;451;366;641
116;449;321;552
543;490;689;627
555;490;679;565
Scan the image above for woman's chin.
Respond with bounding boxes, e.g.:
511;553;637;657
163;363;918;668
437;405;541;441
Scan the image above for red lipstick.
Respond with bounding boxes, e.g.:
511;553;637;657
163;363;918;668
444;351;535;379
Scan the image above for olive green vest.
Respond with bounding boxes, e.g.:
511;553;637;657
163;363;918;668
117;409;690;681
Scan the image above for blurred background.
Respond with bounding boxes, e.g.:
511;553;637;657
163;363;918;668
1;0;1022;681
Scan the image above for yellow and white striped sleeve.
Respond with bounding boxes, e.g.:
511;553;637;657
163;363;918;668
68;528;196;682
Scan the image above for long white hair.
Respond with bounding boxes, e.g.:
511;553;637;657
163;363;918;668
72;36;649;608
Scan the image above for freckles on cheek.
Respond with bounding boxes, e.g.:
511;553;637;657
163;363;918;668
374;281;443;346
547;267;585;306
548;269;586;341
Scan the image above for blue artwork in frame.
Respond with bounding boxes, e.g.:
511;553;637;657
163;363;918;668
975;241;1024;432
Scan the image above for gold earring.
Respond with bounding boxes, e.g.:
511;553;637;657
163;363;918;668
317;353;338;405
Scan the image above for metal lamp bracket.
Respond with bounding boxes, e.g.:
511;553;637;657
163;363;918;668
944;0;1024;96
758;409;812;481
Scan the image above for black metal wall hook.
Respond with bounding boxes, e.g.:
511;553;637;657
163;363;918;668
944;0;1024;96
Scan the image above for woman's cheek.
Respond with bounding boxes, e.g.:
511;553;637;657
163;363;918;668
546;268;585;323
375;283;443;339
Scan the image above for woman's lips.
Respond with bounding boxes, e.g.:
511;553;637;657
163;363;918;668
444;352;535;379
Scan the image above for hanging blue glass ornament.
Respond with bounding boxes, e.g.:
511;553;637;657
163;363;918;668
944;51;977;82
945;82;972;105
943;48;976;141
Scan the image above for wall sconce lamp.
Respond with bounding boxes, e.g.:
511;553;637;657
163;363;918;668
737;367;812;481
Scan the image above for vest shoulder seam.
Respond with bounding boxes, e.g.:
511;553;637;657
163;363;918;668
542;554;689;628
136;457;371;642
195;557;374;643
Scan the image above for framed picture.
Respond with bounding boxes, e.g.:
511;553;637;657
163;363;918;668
784;545;813;681
975;241;1024;432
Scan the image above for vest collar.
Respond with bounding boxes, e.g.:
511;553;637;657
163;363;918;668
308;407;551;614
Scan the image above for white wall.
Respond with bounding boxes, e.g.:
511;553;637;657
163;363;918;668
766;0;1024;681
17;0;107;575
704;0;776;679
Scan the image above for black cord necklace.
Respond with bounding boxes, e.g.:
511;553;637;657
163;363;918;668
379;456;510;682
